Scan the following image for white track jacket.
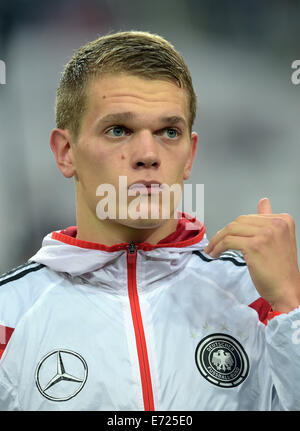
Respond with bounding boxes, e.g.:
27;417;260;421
1;213;300;411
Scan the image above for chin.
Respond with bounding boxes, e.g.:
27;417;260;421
117;217;165;230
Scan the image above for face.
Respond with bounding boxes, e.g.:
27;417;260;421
59;73;197;230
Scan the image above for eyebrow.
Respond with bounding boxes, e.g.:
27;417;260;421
99;112;135;124
95;112;187;128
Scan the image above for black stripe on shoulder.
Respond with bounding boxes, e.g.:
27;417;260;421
0;262;45;287
219;256;247;267
193;250;214;263
193;250;247;267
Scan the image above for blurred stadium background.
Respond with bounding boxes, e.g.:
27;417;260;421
0;0;299;272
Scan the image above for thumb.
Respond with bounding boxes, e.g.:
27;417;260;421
257;197;273;214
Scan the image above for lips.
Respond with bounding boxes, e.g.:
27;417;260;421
129;180;161;188
128;180;163;195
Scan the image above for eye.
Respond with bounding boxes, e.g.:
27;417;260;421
106;126;129;138
161;128;180;139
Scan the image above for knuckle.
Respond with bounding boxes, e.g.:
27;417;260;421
249;237;261;252
226;221;236;232
271;217;288;231
290;215;296;228
283;213;295;228
219;237;229;250
223;235;235;249
235;215;245;223
223;237;230;248
290;217;296;233
262;226;274;238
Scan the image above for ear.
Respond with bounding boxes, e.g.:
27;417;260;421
183;131;198;180
50;128;76;178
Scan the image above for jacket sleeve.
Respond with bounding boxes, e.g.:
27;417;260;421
265;305;300;410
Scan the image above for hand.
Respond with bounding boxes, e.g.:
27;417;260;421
204;198;300;312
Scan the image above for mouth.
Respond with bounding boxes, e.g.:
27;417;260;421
128;180;163;195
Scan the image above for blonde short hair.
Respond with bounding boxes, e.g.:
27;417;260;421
55;31;197;140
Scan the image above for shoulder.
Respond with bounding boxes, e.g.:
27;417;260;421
0;261;45;287
191;249;259;305
0;261;65;364
0;261;52;328
193;249;247;267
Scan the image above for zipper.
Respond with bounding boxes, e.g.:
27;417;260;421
126;241;155;411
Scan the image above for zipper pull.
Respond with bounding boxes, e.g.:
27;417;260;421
128;241;137;254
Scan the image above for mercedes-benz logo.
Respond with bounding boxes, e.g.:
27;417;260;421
35;349;88;401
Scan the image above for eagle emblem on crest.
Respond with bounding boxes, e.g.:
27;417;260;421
211;349;234;371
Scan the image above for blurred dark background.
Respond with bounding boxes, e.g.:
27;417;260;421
0;0;300;272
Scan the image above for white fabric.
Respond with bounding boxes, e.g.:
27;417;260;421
0;225;300;411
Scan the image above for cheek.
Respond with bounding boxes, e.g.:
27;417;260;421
169;150;190;176
79;144;108;168
75;146;109;184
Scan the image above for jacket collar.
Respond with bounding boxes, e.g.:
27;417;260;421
29;212;208;276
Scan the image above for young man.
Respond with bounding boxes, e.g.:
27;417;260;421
1;31;300;411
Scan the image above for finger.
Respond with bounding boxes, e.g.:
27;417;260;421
236;213;295;236
234;214;285;227
204;222;261;254
257;197;273;215
207;235;249;259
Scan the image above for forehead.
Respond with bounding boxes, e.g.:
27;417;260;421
83;73;190;125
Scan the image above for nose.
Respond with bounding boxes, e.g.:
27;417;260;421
130;130;161;170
